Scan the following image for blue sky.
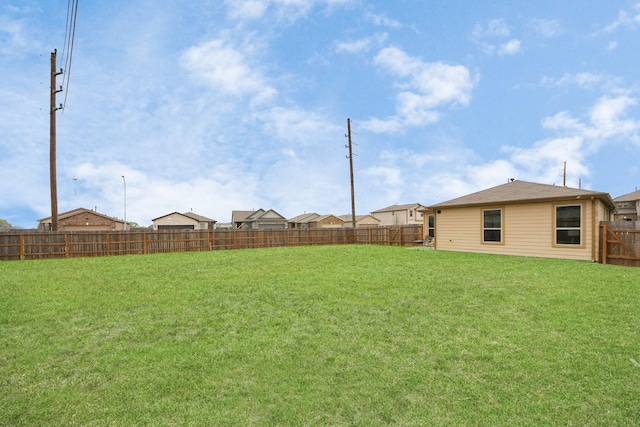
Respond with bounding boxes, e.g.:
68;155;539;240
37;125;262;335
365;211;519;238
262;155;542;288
2;0;640;228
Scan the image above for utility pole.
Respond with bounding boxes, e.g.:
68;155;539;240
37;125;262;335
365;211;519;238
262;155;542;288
563;161;567;187
346;118;356;228
50;49;63;231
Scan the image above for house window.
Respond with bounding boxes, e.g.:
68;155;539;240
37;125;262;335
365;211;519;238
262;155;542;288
409;210;413;217
483;209;502;243
427;215;435;238
556;205;581;245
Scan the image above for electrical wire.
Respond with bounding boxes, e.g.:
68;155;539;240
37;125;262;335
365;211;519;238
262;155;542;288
59;0;78;112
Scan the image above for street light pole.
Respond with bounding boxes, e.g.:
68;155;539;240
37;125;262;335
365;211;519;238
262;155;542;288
121;175;127;231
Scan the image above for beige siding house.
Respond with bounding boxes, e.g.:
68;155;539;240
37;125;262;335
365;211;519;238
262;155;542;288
338;214;381;227
426;180;615;262
613;190;640;221
310;214;344;228
288;213;320;229
371;203;426;226
289;213;345;229
152;212;216;230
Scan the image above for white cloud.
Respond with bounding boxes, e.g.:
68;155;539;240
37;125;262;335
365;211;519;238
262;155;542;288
366;12;401;28
225;0;351;21
0;14;40;56
472;18;523;55
595;4;640;34
587;96;640;141
359;117;404;134
539;72;625;93
364;47;476;132
181;39;276;104
503;136;588;184
427;93;640;202
225;0;269;20
362;165;402;186
336;32;387;54
257;106;342;144
529;18;562;38
543;96;640;144
498;39;521;55
472;18;511;39
71;161;258;225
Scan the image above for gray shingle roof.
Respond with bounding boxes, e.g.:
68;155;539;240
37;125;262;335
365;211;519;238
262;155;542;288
288;213;320;223
371;203;425;213
39;207;123;223
182;212;216;222
430;180;614;209
613;190;640;202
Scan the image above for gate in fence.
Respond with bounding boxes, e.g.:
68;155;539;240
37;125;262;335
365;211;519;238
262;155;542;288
600;221;640;267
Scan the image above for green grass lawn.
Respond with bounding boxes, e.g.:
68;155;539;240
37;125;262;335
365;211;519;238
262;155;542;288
1;245;639;426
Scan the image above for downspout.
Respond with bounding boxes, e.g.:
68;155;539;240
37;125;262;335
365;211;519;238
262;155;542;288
433;210;438;250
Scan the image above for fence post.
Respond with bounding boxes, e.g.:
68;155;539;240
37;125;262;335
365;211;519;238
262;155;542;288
20;234;25;260
601;223;607;265
65;233;70;258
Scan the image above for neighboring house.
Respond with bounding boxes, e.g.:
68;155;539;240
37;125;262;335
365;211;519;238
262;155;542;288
371;203;427;226
289;213;345;229
309;214;345;229
425;180;615;262
151;212;216;231
613;190;640;221
232;210;254;229
288;213;320;229
338;214;381;227
38;208;126;231
233;209;288;230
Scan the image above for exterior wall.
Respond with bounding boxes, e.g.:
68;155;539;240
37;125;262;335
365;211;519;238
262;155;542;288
434;199;607;261
254;221;287;230
41;211;124;231
316;216;344;228
356;217;380;227
248;210;287;229
153;214;198;230
373;207;423;226
373;211;398;226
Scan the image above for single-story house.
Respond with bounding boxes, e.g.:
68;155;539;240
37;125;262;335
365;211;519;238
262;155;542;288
151;212;217;231
424;180;616;262
309;214;345;228
613;190;640;221
233;209;288;230
38;208;126;231
232;210;254;229
288;213;320;229
338;214;381;227
371;203;427;226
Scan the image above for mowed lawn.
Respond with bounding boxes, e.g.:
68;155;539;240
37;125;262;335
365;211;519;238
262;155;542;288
1;245;639;426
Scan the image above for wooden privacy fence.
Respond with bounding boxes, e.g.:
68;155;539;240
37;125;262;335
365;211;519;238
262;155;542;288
0;225;423;261
600;221;640;267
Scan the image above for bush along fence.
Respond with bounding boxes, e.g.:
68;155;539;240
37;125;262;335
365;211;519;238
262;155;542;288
0;225;424;261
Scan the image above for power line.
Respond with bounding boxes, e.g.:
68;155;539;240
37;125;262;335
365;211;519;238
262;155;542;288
59;0;78;112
